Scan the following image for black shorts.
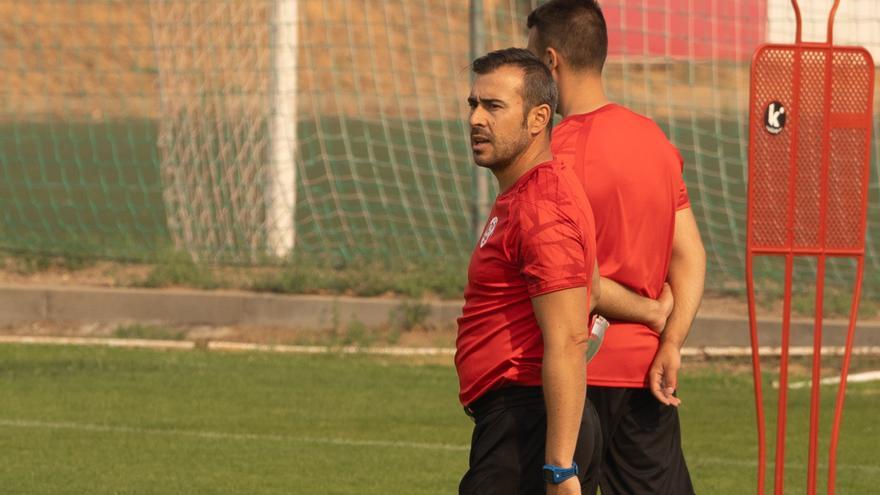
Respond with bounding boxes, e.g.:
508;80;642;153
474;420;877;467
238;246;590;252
587;386;694;495
459;386;602;495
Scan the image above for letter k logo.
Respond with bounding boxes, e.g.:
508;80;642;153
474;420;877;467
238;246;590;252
764;101;786;134
768;104;784;127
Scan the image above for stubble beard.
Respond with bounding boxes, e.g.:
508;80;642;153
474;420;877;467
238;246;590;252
473;119;531;171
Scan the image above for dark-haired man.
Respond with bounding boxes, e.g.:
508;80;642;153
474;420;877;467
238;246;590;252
527;1;707;494
456;47;602;495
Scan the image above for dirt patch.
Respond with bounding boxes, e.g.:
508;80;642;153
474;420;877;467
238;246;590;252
0;259;150;288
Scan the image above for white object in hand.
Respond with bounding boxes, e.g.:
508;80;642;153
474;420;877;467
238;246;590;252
586;316;609;363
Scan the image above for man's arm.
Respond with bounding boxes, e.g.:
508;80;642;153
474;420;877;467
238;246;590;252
649;207;706;406
532;286;588;495
596;278;673;333
589;260;601;312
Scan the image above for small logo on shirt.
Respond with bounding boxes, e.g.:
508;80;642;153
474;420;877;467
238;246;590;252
479;216;499;248
764;101;786;135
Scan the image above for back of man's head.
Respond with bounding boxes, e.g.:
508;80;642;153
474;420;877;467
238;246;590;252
472;47;558;123
527;0;608;74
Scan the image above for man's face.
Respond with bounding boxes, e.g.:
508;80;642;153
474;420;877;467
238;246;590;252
468;65;531;170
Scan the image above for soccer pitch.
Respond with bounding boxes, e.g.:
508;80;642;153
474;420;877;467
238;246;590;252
0;345;877;494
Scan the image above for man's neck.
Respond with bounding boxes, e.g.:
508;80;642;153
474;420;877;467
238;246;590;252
493;138;553;192
558;71;609;118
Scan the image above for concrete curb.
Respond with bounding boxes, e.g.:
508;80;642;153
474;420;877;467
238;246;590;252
2;335;880;358
682;312;880;347
0;284;462;330
0;284;878;347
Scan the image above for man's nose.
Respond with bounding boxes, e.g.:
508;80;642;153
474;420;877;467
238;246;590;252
469;106;488;129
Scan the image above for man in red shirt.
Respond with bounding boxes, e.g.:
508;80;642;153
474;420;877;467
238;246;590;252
456;47;601;495
527;1;707;494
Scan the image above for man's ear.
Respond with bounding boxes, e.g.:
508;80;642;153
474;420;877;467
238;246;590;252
528;104;552;136
545;47;560;75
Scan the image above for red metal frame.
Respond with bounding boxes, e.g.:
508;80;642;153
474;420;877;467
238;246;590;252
746;1;874;493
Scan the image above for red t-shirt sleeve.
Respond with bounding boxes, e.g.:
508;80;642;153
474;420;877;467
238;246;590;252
514;200;591;297
675;149;691;210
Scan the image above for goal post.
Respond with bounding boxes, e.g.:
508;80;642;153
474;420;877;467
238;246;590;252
268;0;298;259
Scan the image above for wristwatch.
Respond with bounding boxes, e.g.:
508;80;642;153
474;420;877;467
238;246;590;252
542;462;579;484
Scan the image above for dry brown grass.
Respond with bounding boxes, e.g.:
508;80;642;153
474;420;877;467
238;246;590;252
11;1;866;123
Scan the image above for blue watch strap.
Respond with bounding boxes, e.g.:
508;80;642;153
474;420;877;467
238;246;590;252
542;461;579;484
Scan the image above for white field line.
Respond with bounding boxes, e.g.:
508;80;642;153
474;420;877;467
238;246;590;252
0;418;877;474
773;370;880;389
2;335;880;358
680;346;880;357
0;418;468;452
0;335;194;350
207;341;456;356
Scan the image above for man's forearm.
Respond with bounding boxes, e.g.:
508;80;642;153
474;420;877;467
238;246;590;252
542;339;586;466
662;209;706;348
596;277;672;333
596;277;656;322
661;261;704;348
532;288;589;468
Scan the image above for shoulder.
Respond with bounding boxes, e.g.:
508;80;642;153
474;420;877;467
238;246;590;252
599;105;680;159
512;161;572;204
558;104;674;151
510;162;588;228
602;104;668;137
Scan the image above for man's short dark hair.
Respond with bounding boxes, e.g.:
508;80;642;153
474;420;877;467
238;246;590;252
527;0;608;73
472;47;558;121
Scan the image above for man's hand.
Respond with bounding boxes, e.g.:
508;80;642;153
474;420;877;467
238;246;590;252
648;207;705;407
648;341;682;407
596;279;674;333
547;476;581;495
646;282;674;334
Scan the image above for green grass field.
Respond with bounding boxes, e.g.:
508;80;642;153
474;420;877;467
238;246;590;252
0;344;877;494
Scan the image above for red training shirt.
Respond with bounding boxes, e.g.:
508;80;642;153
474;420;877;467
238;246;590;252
551;104;690;388
455;160;597;406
